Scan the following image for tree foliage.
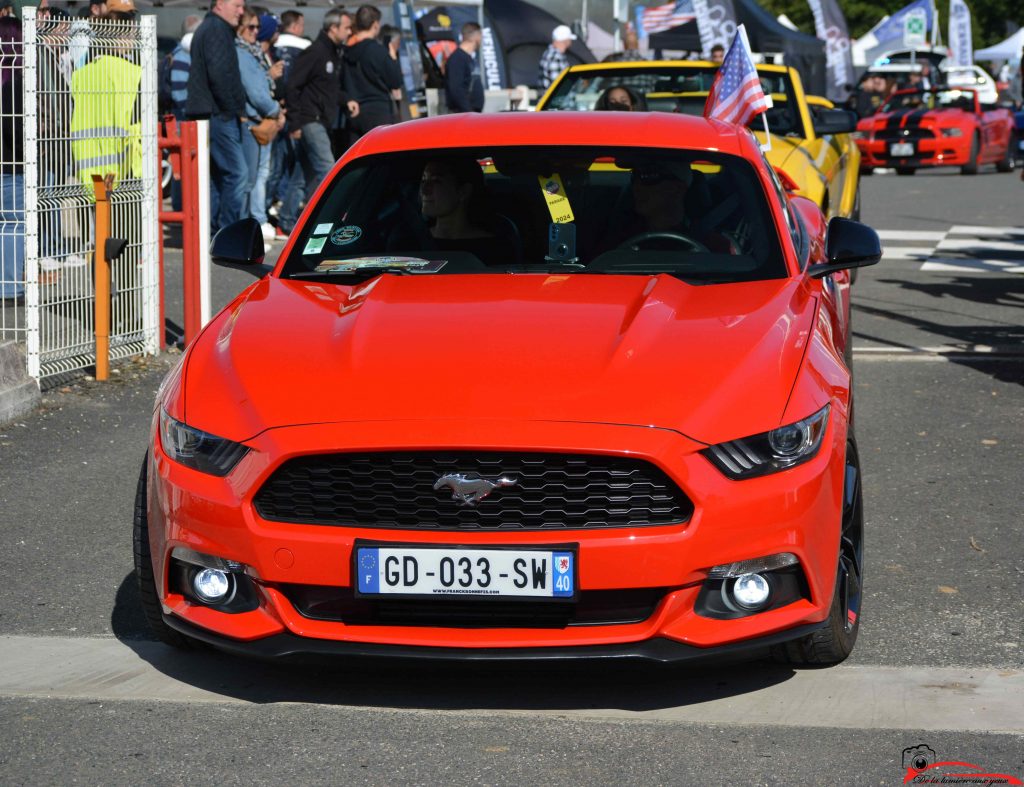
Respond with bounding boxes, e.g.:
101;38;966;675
757;0;1022;49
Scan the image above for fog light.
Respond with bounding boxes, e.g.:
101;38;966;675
192;568;231;602
732;573;770;609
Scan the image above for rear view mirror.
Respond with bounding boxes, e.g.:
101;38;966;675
808;217;882;279
813;108;858;136
211;218;272;277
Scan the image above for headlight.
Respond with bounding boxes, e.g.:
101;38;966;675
159;410;249;476
702;405;830;479
940;128;963;137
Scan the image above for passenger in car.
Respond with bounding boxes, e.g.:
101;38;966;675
594;85;645;112
413;159;521;265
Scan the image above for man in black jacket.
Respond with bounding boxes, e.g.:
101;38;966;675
344;5;403;139
185;0;248;232
445;22;484;113
286;8;358;202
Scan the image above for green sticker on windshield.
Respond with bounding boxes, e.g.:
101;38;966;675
303;236;327;255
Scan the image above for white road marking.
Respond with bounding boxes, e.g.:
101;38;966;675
0;635;1021;733
876;230;947;241
947;225;1024;237
881;246;936;259
935;238;1024;253
922;259;1024;274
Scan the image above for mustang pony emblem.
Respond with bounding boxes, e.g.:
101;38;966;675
433;473;518;506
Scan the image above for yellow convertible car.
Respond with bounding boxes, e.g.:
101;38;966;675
537;61;862;222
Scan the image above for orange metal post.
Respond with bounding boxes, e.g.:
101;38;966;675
91;174;115;381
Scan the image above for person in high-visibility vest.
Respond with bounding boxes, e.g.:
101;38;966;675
69;9;142;194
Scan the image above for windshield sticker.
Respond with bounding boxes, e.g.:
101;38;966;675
538;174;575;224
330;225;363;246
302;236;327;255
315;256;447;274
313;223;333;235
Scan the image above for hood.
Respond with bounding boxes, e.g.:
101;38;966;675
765;133;806;170
276;33;310;52
183;274;816;446
862;106;951;131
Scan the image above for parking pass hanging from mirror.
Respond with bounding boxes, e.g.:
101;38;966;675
539;174;578;263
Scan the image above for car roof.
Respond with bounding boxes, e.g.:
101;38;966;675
348;113;752;159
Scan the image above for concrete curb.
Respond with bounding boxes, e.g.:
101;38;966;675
0;341;40;425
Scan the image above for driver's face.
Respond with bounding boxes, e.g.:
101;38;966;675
420;164;462;219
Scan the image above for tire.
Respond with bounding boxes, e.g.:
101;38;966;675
859;166;873;176
849;186;861;223
895;166;916;176
996;135;1016;173
133;455;198;649
771;438;863;666
961;134;979;175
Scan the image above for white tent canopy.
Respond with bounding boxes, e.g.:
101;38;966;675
975;27;1024;62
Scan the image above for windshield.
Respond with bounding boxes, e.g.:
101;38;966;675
540;66;806;138
883;89;976;112
280;146;787;285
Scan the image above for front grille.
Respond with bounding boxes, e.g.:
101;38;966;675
876;127;936;142
278;584;669;628
253;452;693;530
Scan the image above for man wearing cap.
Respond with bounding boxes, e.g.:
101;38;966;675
186;0;248;233
538;24;575;90
610;162;732;254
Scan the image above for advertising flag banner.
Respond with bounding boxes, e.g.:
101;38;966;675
872;0;934;49
703;25;770;127
807;0;854;103
638;0;696;36
692;0;738;58
948;0;972;68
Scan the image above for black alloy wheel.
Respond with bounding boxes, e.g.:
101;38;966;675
961;134;980;175
772;437;863;666
996;135;1016;173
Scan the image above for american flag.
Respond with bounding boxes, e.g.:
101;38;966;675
703;25;770;126
639;0;695;35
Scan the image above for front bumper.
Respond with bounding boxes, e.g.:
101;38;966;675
857;134;970;168
149;417;846;656
165;613;828;664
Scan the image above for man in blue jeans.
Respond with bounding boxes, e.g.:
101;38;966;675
285;9;358;207
185;0;248;233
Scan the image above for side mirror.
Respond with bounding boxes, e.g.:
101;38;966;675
211;218;272;277
808;217;882;279
813;108;858;135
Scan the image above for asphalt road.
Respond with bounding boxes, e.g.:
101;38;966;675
0;167;1021;785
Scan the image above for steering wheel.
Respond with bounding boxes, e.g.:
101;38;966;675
617;231;709;253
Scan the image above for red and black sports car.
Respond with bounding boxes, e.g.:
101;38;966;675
136;113;881;665
856;87;1017;175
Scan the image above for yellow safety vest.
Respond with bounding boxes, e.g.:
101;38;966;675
69;54;143;193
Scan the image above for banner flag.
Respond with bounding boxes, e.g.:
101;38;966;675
703;24;770;130
948;0;972;67
807;0;854;103
871;0;934;50
692;0;738;58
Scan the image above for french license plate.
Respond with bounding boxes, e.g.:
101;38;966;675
353;543;576;600
890;142;914;157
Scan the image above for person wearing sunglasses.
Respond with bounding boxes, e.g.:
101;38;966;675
608;161;732;254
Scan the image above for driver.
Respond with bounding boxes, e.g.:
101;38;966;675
609;162;732;254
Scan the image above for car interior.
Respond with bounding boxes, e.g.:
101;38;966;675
282;148;789;285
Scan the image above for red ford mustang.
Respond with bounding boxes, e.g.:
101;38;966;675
136;113;880;665
856;87;1017;175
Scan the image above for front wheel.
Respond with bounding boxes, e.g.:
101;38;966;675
772;438;863;666
961;135;980;175
895;166;916;176
133;456;199;649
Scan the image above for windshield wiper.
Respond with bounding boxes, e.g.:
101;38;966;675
286;267;417;280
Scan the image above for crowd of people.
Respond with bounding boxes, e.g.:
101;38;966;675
171;1;406;246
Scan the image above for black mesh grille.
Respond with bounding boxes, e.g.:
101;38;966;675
253;452;693;530
277;584;669;627
877;128;936;141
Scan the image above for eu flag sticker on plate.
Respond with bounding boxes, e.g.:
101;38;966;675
552;551;574;597
357;548;380;594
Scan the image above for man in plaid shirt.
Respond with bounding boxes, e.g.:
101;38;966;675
538;24;576;89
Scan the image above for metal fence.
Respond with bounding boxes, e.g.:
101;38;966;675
0;9;159;383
